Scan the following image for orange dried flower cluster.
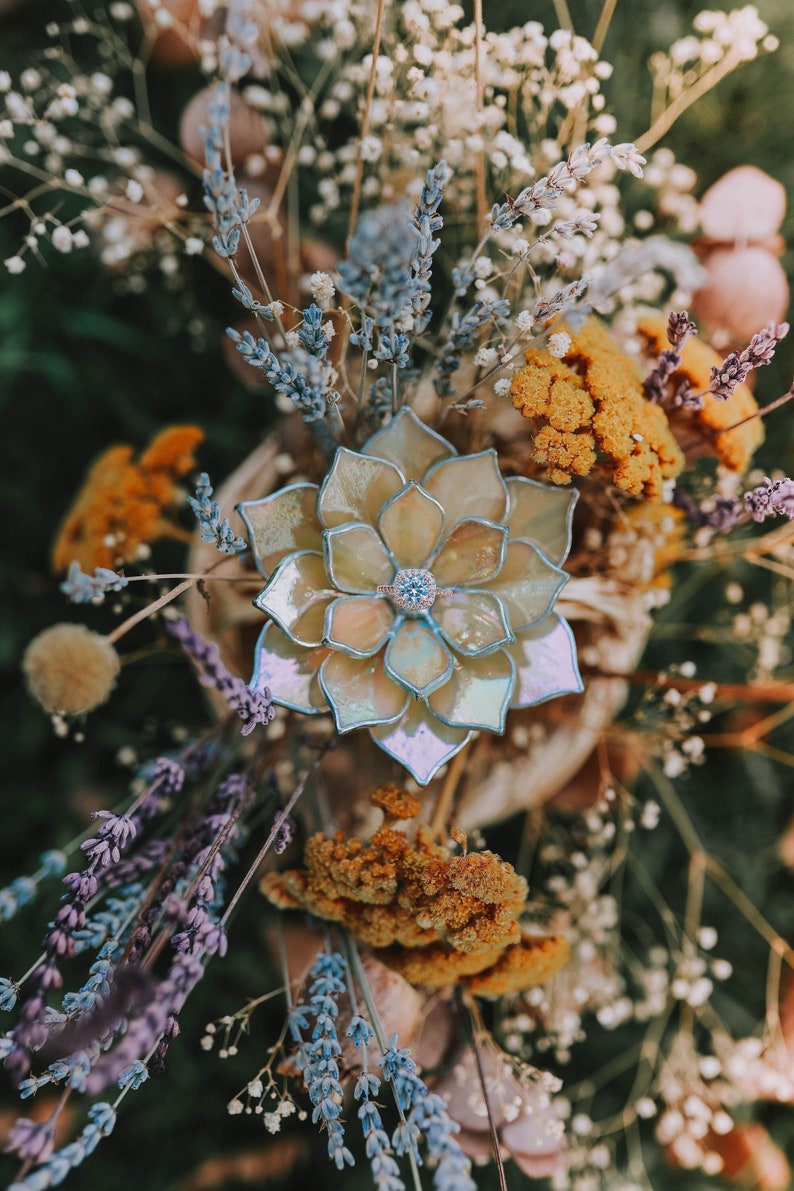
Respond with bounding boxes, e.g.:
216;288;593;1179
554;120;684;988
637;316;764;472
52;425;204;573
261;784;569;996
510;319;684;497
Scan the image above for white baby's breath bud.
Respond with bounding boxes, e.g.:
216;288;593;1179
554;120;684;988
515;309;535;333
285;330;300;349
125;178;144;203
247;1078;264;1098
360;135;382;162
547;331;571;358
64;168;85;187
184;236;204;255
512;237;529;255
72;229;89;248
269;300;285;317
51;225;73;253
0;119;13;137
711;958;732;981
473;346;498;368
493;378;512;397
4;254;25;274
308;271;336;308
0;71;11;92
697;926;718;950
227;1098;244;1115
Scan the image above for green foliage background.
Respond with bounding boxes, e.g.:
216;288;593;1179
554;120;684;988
1;1;794;1187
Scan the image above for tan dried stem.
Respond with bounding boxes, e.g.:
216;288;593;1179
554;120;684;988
429;738;473;841
473;0;487;235
636;52;752;155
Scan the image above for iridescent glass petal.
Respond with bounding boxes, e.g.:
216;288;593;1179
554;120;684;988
251;622;329;714
429;650;514;732
431;518;508;586
318;447;404;528
434;590;513;656
362;405;456;482
423;450;507;529
323;523;394;593
370;702;471;785
238;483;322;578
323;596;395;658
508;614;584;708
320;652;408;732
483;540;569;630
253;551;335;646
505;477;578;566
384;620;453;697
378;482;446;568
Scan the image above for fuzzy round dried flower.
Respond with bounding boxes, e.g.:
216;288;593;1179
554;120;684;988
23;623;120;714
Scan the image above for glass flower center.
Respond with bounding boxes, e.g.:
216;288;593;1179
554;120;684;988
386;568;438;612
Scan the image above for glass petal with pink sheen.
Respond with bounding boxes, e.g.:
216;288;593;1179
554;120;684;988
423;449;507;528
433;590;513;656
431;518;508;586
251;622;329;714
429;651;514;732
320;652;407;732
371;702;472;786
508;614;584;708
385;620;453;698
482;540;568;630
505;477;577;566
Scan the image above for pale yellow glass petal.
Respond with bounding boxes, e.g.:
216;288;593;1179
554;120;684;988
324;524;394;593
238;484;321;577
362;406;456;482
505;477;577;566
378;483;446;568
429;651;514;732
434;590;513;655
508;613;584;708
483;540;568;630
320;652;407;732
254;551;335;646
318;448;404;528
431;519;508;586
385;620;453;697
323;596;394;657
423;450;507;529
251;622;330;714
370;703;471;785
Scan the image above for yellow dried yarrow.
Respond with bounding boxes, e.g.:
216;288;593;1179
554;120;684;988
510;318;684;497
262;785;568;995
23;623;120;715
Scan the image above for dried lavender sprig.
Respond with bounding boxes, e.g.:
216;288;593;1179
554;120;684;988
8;1102;117;1190
227;328;336;451
745;476;794;523
166;616;274;736
435;298;510;395
346;967;405;1191
3;762;177;1077
410;161;451;335
709;321;789;400
644;310;698;405
489;139;645;232
187;473;247;555
290;952;354;1172
60;562;128;605
0;851;66;924
381;1039;477;1191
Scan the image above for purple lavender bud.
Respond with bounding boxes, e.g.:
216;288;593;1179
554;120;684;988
273;813;296;855
6;1116;56;1163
